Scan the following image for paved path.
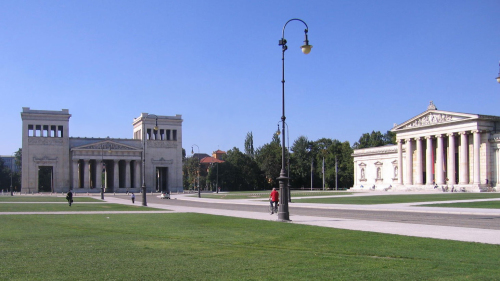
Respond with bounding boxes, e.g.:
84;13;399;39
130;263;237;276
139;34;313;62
2;192;500;245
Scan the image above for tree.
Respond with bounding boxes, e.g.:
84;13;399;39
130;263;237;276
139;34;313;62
255;134;282;188
212;147;265;191
352;130;395;149
244;132;255;158
290;136;311;189
183;156;200;191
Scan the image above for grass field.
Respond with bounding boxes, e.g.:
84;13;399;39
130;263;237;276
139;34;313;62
293;193;500;205
422;200;500;209
1;213;499;280
0;203;161;212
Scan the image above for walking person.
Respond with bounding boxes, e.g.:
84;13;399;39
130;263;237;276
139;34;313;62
269;188;279;214
66;190;73;207
131;193;135;204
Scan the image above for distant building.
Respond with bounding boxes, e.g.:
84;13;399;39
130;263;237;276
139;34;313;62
21;107;183;193
0;156;20;173
352;102;500;192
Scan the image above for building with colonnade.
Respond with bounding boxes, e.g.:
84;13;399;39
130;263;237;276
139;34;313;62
353;102;500;192
21;107;183;193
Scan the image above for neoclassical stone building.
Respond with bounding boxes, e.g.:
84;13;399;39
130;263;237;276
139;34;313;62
21;107;183;193
353;102;500;192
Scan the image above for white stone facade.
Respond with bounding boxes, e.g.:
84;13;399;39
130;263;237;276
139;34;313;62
21;108;183;193
352;102;500;192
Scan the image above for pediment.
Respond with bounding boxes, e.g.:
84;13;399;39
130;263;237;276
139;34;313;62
392;110;479;131
72;140;140;151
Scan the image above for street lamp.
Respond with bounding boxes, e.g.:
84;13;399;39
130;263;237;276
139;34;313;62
277;18;312;221
276;122;292;202
191;144;200;198
496;61;500;83
10;153;14;196
142;114;159;206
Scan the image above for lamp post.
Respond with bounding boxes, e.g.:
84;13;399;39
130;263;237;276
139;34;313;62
100;144;110;200
10;153;14;196
142;114;159;206
276;122;292;202
277;18;312;221
191;144;200;198
496;61;500;83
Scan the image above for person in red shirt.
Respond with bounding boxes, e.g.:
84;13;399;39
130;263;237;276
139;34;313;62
269;188;279;214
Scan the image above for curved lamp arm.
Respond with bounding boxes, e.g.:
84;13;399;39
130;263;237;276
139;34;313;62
280;18;312;54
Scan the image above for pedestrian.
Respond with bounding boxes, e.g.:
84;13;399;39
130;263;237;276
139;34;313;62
131;193;135;204
66;190;73;207
269;188;279;214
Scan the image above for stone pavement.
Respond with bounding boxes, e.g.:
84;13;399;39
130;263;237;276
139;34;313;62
102;193;500;245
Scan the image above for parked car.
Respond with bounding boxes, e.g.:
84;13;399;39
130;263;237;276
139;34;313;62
160;192;170;199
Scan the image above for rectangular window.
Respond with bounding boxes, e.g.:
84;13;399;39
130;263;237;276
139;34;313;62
43;125;49;137
173;130;177;141
50;125;56;137
58;126;63;138
160;129;165;140
147;129;152;140
28;125;34;136
166;130;171;141
36;125;42;137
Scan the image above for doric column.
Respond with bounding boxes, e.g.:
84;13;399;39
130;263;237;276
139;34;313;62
473;130;481;185
415;137;423;185
96;159;103;190
397;139;403;185
135;161;141;188
72;159;79;189
405;139;413;185
436;134;444;185
484;131;491;185
83;160;89;188
459;132;469;184
425;136;434;185
114;160;120;189
447;133;456;185
125;160;131;189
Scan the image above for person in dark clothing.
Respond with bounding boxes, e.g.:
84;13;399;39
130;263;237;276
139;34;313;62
66;190;73;207
131;193;135;204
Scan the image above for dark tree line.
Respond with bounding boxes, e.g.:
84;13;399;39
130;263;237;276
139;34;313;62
0;149;21;192
183;129;395;191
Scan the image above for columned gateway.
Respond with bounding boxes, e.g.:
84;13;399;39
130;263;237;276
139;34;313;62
353;102;500;192
21;108;183;193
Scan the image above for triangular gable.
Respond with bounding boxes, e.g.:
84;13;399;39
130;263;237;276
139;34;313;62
72;140;140;151
392;109;479;132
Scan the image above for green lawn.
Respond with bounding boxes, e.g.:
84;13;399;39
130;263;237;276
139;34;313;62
0;213;498;280
422;200;500;209
0;196;101;202
0;203;162;212
293;193;500;204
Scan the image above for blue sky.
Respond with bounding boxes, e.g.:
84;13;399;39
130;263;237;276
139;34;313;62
1;0;499;155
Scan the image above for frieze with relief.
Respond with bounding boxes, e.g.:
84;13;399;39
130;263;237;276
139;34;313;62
403;112;474;129
75;143;138;151
151;157;174;165
147;141;177;148
405;113;456;128
28;137;64;146
33;156;58;164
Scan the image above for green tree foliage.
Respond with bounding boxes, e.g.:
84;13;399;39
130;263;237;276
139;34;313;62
183;156;200;191
352;130;396;149
255;134;282;187
212;147;265;191
290;136;311;189
244;132;255;158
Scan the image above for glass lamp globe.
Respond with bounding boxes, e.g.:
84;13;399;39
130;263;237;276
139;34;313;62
301;44;312;54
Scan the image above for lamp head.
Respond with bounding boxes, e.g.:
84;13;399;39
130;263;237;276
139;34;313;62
191;147;194;155
497;76;500;84
301;29;312;54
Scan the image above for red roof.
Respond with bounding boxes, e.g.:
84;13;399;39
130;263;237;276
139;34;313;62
200;156;224;164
